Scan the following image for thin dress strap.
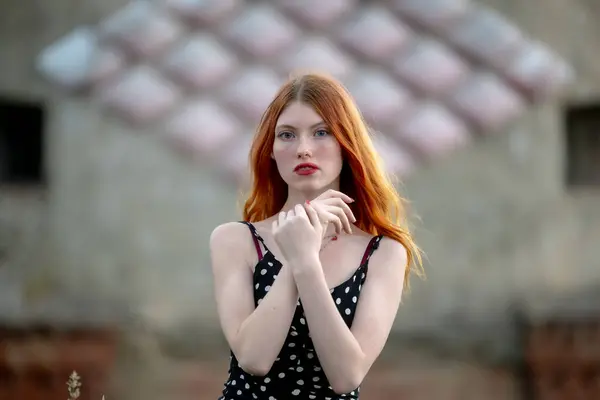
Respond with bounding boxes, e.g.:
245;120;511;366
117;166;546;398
239;221;266;260
360;235;383;266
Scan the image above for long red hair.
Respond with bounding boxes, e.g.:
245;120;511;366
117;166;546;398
242;73;423;288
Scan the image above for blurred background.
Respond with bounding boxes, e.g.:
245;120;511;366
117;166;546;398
0;0;599;399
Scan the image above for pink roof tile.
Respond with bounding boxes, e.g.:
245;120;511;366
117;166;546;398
505;40;574;101
37;0;574;187
98;1;183;58
448;72;526;132
166;0;242;27
337;7;413;62
279;37;355;81
346;69;414;128
36;28;125;91
447;7;524;68
222;67;283;124
96;66;181;125
396;102;470;160
277;0;356;29
162;35;239;90
391;0;471;34
165;100;242;159
392;39;469;97
223;5;299;59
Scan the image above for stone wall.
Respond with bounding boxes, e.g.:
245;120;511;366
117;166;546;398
0;1;599;392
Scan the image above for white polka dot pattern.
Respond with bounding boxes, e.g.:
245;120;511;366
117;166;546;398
218;222;383;399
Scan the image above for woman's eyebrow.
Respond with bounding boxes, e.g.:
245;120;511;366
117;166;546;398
275;121;326;130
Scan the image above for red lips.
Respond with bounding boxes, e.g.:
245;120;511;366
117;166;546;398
294;163;319;172
294;163;319;176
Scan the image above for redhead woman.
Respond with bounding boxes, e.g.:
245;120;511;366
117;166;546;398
210;73;423;400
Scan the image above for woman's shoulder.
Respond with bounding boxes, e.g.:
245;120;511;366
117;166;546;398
209;221;260;272
209;221;253;251
209;219;275;248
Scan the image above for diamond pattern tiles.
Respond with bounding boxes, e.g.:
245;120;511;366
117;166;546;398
166;0;242;27
338;6;413;62
37;0;574;186
98;66;181;124
99;1;183;58
163;35;238;90
279;37;355;82
393;39;469;97
165;99;243;159
277;0;355;29
37;28;125;91
223;5;299;59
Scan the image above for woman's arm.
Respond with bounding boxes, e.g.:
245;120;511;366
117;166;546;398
210;222;299;376
290;237;407;394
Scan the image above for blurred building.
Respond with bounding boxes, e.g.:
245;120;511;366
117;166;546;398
0;0;599;399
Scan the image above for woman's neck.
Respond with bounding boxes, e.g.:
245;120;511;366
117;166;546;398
276;183;342;237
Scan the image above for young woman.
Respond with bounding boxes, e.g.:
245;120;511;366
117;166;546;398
210;73;423;399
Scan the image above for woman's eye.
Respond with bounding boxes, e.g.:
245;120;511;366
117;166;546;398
278;131;294;139
314;129;329;137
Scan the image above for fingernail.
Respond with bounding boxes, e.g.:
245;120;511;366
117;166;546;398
305;200;310;204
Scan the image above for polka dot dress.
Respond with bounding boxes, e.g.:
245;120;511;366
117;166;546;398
218;222;383;400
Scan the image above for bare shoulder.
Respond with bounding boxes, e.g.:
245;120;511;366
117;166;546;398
210;221;250;248
209;222;254;269
368;236;408;280
376;236;408;261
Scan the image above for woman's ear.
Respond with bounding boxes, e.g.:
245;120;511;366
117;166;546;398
271;153;275;159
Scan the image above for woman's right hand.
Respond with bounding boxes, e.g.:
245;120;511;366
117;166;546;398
308;190;356;235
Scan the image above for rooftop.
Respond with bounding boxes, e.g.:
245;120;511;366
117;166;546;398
37;0;574;186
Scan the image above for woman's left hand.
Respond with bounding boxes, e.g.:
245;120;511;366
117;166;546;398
272;203;323;268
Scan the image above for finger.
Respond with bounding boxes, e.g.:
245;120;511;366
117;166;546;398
316;189;354;203
325;206;351;234
322;211;343;235
294;203;308;219
286;209;295;219
310;201;324;218
312;202;342;234
278;211;286;225
334;198;357;224
323;198;356;223
303;203;320;230
325;205;351;234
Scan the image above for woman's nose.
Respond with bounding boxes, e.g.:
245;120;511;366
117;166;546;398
296;138;313;158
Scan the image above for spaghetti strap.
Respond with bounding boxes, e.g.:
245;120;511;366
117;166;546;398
360;235;383;266
238;221;266;260
222;228;375;399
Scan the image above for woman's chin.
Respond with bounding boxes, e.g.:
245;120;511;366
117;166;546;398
288;180;326;193
289;179;339;195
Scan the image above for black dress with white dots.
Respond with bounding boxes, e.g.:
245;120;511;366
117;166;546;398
218;221;383;400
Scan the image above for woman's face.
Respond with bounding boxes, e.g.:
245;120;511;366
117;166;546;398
272;101;343;194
